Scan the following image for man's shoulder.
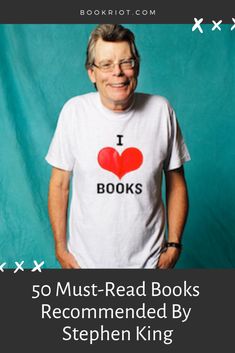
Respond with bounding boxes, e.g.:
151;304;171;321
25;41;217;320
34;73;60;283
61;92;98;110
135;92;172;110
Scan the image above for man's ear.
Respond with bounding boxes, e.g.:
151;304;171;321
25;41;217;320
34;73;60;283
87;68;96;84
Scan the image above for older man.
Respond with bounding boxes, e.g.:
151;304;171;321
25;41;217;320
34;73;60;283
46;24;190;269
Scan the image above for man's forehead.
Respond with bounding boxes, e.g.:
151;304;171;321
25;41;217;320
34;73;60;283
94;39;132;60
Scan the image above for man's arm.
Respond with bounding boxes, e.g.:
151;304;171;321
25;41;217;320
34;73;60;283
157;166;189;269
48;167;80;269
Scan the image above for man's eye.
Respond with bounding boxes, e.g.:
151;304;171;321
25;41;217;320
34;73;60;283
101;63;111;68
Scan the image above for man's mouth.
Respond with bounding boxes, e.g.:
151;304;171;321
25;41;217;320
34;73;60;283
109;81;129;88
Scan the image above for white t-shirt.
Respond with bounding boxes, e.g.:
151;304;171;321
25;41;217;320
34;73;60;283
46;92;190;268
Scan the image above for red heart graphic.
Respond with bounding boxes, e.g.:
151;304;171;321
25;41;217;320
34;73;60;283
98;147;143;179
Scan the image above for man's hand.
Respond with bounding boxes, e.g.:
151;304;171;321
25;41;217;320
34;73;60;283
157;247;181;269
56;248;80;269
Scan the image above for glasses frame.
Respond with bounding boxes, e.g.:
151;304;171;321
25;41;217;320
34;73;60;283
93;59;135;73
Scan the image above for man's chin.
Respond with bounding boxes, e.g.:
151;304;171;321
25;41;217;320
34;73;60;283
111;95;133;105
111;90;134;102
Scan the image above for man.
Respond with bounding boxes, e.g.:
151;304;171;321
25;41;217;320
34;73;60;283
46;24;190;269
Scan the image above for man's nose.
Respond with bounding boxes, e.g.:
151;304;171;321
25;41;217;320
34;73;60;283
112;63;123;76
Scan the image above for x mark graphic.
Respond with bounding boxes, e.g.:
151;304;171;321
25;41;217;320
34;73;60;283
192;18;204;33
231;18;235;31
212;20;222;31
0;262;6;272
31;260;44;272
14;261;24;273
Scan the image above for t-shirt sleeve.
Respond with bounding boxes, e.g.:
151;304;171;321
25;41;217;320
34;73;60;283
45;102;75;171
164;106;191;171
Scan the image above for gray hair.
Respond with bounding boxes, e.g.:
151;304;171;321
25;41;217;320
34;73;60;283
85;24;140;74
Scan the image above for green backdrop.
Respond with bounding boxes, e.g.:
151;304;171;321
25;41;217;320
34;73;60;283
1;24;234;268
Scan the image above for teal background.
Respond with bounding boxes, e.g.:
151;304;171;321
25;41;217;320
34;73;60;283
0;24;234;268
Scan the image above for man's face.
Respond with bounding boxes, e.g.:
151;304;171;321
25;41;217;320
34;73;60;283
88;39;138;111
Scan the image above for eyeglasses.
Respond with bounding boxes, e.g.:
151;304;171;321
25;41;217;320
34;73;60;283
93;59;135;73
